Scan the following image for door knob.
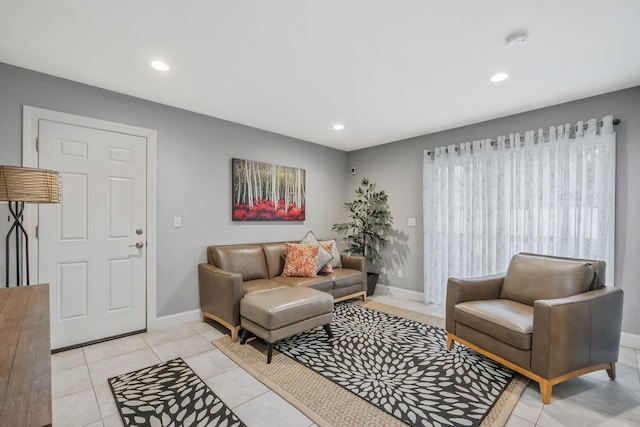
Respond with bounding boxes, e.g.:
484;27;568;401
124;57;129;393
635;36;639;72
129;242;144;249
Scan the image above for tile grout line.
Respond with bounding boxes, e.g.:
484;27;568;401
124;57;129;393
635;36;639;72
533;402;544;426
50;362;92;400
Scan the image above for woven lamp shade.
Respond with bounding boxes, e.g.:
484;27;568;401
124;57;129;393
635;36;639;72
0;165;61;203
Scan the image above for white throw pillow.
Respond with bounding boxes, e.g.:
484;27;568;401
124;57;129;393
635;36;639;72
300;231;334;273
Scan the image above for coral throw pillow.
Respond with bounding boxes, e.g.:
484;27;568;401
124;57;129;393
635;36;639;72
319;241;334;273
282;243;319;277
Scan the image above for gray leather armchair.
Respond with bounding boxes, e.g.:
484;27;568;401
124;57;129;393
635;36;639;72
446;253;624;403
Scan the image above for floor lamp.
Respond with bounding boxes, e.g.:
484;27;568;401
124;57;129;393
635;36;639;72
0;165;61;287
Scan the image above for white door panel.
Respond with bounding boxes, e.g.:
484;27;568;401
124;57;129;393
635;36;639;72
38;120;147;349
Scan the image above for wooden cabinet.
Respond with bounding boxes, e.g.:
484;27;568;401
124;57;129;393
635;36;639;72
0;284;52;426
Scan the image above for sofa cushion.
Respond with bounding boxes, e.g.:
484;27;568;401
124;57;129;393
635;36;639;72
454;299;534;351
242;279;288;296
272;275;333;292
212;245;268;281
262;242;288;278
500;253;595;306
282;243;319;277
327;268;364;289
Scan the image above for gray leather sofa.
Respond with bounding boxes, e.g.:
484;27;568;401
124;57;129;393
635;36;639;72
446;253;624;403
198;241;366;341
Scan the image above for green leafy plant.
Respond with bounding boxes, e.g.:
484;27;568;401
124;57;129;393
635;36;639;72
332;177;393;268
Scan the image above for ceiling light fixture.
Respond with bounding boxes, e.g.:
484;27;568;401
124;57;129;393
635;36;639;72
490;72;509;83
151;60;170;71
333;124;345;131
506;33;529;48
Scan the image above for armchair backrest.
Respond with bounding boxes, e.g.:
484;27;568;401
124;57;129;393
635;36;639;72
500;253;599;306
519;252;606;290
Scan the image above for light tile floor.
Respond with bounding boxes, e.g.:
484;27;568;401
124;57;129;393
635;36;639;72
51;295;640;427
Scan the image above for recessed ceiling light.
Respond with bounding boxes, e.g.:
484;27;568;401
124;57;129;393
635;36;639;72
151;60;170;71
490;72;509;83
333;124;345;131
506;33;529;48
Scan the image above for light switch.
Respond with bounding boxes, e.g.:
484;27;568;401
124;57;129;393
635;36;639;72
173;216;182;228
408;218;416;227
397;269;403;278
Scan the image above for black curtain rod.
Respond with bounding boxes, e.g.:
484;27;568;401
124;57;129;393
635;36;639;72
425;118;620;157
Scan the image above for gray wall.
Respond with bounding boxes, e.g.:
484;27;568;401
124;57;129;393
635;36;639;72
347;86;640;334
2;60;638;335
0;62;349;317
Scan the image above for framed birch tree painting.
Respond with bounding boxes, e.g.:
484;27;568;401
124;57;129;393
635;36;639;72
232;158;306;221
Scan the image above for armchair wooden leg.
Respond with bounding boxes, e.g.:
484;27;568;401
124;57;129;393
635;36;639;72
446;334;454;350
540;380;552;404
606;363;616;380
230;326;241;343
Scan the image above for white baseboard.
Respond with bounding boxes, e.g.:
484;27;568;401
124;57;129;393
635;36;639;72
374;284;424;302
149;308;201;331
620;332;640;350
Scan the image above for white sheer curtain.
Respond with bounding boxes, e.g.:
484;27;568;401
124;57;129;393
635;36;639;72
423;116;616;306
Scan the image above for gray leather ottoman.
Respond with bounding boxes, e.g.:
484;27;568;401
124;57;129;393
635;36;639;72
240;287;334;363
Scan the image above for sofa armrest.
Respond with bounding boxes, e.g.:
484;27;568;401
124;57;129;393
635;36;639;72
340;255;366;272
445;273;505;333
532;286;624;378
197;263;244;328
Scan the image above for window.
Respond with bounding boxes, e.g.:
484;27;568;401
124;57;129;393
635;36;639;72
423;117;616;305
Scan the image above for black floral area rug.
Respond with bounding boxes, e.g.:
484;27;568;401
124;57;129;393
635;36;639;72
108;358;245;427
275;303;513;427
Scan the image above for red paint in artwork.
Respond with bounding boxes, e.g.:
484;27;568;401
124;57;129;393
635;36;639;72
233;199;305;221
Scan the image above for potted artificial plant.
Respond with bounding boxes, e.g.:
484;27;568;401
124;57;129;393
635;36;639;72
332;177;393;296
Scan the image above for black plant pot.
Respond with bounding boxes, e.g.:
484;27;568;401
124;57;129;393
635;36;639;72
366;272;379;297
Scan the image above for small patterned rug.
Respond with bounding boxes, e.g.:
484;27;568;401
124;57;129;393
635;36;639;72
108;358;245;427
274;303;514;427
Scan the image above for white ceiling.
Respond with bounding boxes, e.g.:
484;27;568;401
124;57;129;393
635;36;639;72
1;1;639;151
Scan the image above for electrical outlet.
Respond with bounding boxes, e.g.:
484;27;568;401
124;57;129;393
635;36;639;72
397;269;403;278
380;267;386;275
408;218;416;227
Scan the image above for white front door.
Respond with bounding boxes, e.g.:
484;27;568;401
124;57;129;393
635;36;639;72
38;119;147;349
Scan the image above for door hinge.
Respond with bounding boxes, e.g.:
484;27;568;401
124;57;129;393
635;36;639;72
35;225;39;239
36;137;39;152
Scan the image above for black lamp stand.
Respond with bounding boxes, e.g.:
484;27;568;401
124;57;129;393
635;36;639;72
5;201;29;286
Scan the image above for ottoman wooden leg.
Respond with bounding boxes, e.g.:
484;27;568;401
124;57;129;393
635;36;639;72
323;324;333;339
267;343;274;364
